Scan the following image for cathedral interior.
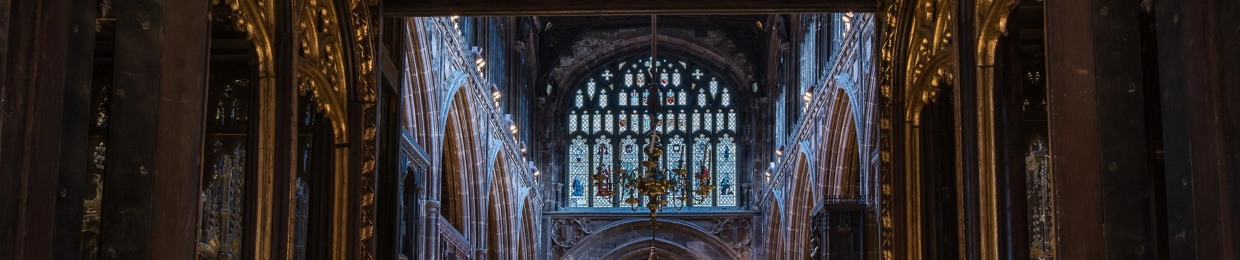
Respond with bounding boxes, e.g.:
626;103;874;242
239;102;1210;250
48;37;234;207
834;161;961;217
1;0;1238;259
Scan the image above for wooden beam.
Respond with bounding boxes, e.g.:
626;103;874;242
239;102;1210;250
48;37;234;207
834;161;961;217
50;0;100;257
148;0;210;257
99;0;164;256
383;0;877;16
0;0;76;257
1155;0;1240;258
1044;0;1106;258
1090;0;1159;258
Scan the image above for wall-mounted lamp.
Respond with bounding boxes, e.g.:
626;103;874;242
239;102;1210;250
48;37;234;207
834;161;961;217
527;161;540;176
491;84;502;102
505;114;518;135
520;141;528;154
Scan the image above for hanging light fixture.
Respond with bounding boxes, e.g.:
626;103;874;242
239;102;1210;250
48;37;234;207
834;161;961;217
589;15;716;259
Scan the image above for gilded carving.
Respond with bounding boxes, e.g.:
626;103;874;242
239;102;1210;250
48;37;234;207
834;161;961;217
877;0;904;258
973;1;1020;258
1026;138;1055;259
197;141;248;259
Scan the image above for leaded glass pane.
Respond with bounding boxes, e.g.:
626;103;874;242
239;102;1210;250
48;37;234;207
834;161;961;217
704;110;714;132
630;90;639;107
569;112;578;132
619;136;640;206
672;70;682;86
642;114;651;133
692;111;701;132
599;91;608;108
691;136;711;203
568;137;589;207
728;110;736;131
592;112;601;133
665;135;686;174
575;90;584;108
587;78;597;98
677;111;686;132
709;78;719;97
591;137;614;207
565;55;741;208
604;112;614;134
716;135;737;206
618;112;628;132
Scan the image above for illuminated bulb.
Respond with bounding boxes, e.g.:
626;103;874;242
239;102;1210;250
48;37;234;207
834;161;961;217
491;84;503;104
509;124;518;134
802;91;813;102
776;147;784;157
534;170;541;176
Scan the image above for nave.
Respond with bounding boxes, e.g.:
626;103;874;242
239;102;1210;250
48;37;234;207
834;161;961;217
1;0;1237;259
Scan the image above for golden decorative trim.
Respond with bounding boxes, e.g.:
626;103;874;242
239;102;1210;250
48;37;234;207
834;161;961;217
877;0;903;258
346;0;379;258
973;0;1019;259
219;0;276;258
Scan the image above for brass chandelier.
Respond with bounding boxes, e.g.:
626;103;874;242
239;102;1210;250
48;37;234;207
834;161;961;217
587;15;716;259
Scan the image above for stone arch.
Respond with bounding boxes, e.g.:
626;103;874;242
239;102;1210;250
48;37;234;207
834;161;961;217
545;34;753;119
550;34;750;97
763;198;784;258
486;162;505;259
517;195;539;260
562;219;742;260
487;150;519;260
442;87;481;235
784;153;814;258
815;87;860;199
602;238;701;260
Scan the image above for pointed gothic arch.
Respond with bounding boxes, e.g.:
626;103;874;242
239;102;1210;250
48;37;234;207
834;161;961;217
441;87;481;234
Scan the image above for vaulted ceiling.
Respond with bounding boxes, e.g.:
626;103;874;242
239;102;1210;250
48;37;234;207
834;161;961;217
532;15;793;112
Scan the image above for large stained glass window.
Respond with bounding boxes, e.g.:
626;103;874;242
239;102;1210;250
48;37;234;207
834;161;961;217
566;55;740;208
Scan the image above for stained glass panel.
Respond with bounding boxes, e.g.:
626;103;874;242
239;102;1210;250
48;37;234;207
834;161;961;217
591;137;614;207
568;137;589;207
630;90;639;107
566;55;740;208
691;136;711;203
716;135;737;206
619;136;640;206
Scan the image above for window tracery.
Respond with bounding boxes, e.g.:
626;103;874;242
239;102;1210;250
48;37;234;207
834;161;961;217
566;55;740;208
